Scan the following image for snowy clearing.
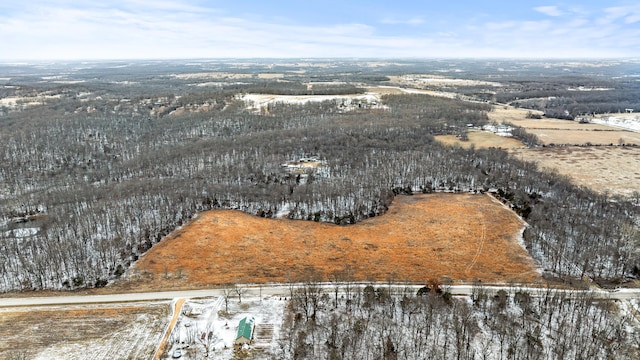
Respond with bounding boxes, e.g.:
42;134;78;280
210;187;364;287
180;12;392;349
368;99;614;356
0;94;62;109
239;92;385;113
592;114;640;132
388;75;502;87
164;294;286;359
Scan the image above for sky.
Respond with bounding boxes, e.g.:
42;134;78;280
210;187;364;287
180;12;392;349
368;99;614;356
0;0;639;60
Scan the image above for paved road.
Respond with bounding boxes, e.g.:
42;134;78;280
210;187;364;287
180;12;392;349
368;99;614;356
1;284;639;308
0;286;292;307
447;285;640;300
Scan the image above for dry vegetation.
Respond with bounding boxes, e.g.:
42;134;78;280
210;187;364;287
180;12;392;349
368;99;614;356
490;105;640;197
0;302;170;359
435;130;525;149
527;128;640;146
510;146;640;197
487;106;542;123
127;194;540;290
489;106;640;145
433;99;640;152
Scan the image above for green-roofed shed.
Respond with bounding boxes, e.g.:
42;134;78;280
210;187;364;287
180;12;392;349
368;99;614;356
234;316;255;346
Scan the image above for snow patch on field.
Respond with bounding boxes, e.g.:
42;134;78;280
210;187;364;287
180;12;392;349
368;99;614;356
592;114;640;132
0;94;62;109
239;93;385;112
390;75;502;87
275;203;291;218
482;124;514;137
30;306;168;360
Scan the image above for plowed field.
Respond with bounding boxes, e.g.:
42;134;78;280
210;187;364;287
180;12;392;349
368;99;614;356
0;302;169;360
128;194;540;289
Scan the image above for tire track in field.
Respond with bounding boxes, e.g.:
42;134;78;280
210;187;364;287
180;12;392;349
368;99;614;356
153;298;185;360
466;216;486;274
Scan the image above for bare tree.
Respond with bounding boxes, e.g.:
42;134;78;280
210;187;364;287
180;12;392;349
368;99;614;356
221;285;233;313
234;283;246;304
197;322;219;357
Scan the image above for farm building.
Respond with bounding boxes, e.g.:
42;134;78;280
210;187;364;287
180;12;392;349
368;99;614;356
234;316;255;347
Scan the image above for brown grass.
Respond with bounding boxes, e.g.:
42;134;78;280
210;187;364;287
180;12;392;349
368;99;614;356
127;194;540;290
488;106;640;146
488;106;542;123
435;130;525;149
489;105;640;197
527;129;640;146
510;146;640;197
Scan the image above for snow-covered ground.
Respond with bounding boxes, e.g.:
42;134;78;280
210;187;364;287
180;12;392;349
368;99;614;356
482;124;514;137
592;114;640;132
239;93;386;113
14;302;172;360
33;312;166;360
165;294;286;359
2;227;38;238
0;94;62;109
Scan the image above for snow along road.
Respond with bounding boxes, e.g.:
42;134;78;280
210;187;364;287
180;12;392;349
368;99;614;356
1;284;640;307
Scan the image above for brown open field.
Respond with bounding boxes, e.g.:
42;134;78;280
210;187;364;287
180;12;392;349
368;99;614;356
504;118;613;130
489;105;640;197
0;302;169;359
528;129;640;146
510;146;640;197
488;106;640;146
436;130;525;149
488;106;542;123
127;194;540;290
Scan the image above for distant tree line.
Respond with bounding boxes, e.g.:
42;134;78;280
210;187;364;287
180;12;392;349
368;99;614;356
243;81;366;96
432;75;640;119
492;77;640;118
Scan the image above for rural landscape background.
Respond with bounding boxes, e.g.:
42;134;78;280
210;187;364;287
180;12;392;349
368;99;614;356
1;1;640;359
0;58;639;359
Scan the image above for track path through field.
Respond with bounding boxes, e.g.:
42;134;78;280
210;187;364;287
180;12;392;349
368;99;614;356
153;298;185;360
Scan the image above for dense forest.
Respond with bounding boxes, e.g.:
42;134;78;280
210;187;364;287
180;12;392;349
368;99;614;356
0;61;639;292
281;281;639;359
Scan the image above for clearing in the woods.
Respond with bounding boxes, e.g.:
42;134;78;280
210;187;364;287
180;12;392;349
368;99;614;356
127;194;540;290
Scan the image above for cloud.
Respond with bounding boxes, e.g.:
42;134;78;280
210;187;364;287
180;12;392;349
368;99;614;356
623;6;640;24
485;21;517;30
0;0;638;60
380;17;425;26
598;5;640;25
534;6;563;17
